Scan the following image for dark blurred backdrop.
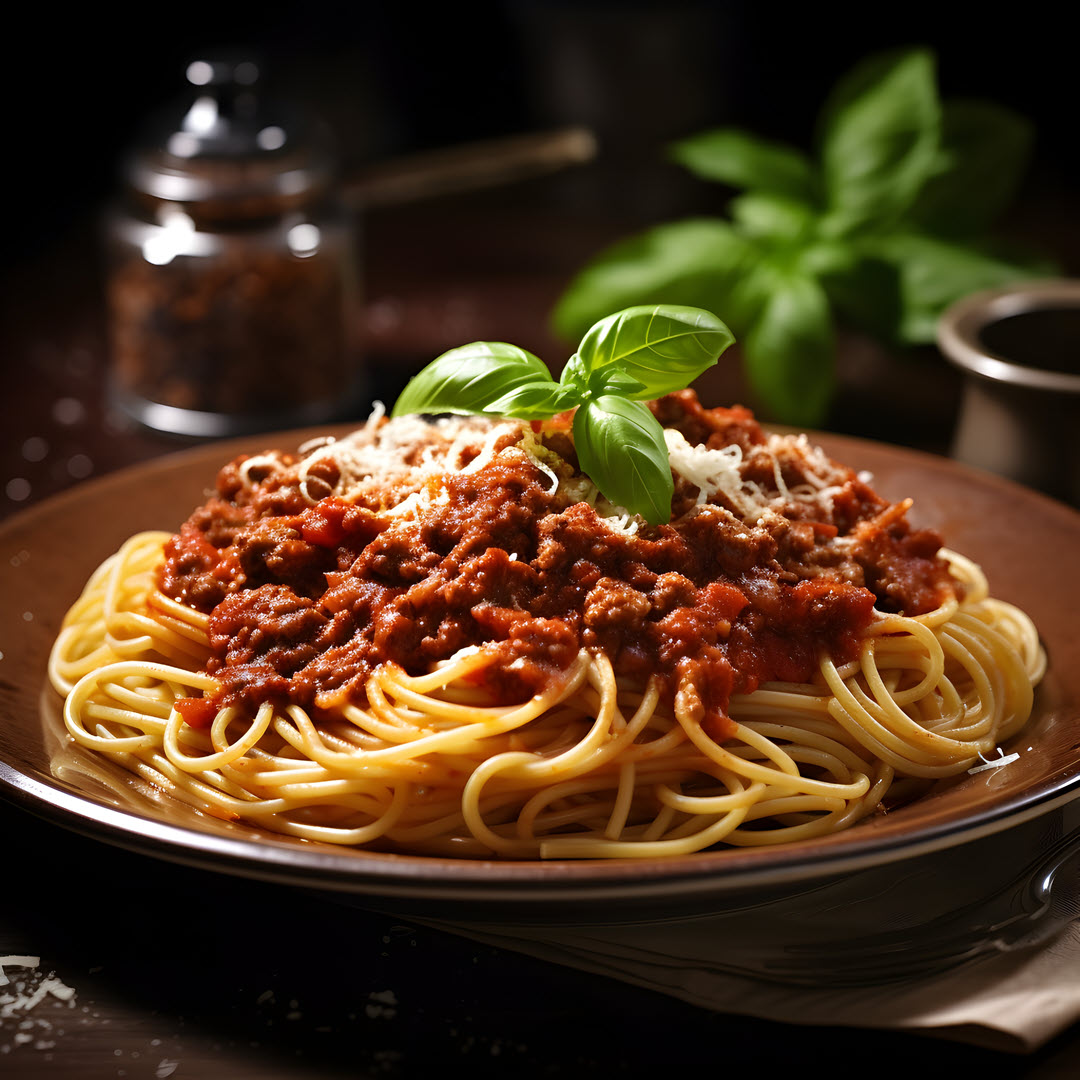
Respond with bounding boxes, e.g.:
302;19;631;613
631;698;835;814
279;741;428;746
5;0;1077;269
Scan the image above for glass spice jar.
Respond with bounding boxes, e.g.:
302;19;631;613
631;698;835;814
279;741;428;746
105;56;362;436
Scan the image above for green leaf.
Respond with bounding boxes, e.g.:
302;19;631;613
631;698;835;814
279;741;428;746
572;396;674;525
558;354;589;396
552;219;757;343
728;192;817;243
668;128;819;202
723;257;791;336
818;48;942;236
585;367;650;398
391;341;551;418
575;305;735;399
809;245;903;341
484;379;579;419
861;231;1045;343
742;275;835;427
908;100;1034;238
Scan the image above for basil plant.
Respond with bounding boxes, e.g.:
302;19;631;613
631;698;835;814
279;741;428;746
552;48;1051;426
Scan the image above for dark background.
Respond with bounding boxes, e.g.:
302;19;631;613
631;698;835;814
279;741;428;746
6;0;1078;270
4;0;1077;508
3;8;1080;1077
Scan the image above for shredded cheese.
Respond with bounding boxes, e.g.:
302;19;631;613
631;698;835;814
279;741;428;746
236;408;861;539
663;427;852;526
968;748;1021;774
664;429;751;514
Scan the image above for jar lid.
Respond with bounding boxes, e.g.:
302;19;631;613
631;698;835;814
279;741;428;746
124;56;337;216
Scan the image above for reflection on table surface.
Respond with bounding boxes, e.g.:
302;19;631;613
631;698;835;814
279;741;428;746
3;160;1080;1078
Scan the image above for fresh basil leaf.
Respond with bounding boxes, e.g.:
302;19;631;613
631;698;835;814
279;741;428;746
552;219;756;343
818;48;941;236
743;275;835;427
668;128;819;202
809;245;903;342
572;396;674;526
796;239;860;280
391;341;550;418
861;231;1043;344
587;367;650;398
721;258;788;337
908;100;1034;238
729;191;816;243
575;305;735;399
483;379;579;419
559;353;651;400
559;354;589;396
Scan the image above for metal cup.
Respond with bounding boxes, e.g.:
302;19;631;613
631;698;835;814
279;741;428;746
937;279;1080;505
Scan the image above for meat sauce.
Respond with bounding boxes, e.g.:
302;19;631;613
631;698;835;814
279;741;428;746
160;393;956;739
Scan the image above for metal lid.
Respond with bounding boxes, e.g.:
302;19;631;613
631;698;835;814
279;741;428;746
123;55;336;216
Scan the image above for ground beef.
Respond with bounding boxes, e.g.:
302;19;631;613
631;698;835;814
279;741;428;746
161;393;956;736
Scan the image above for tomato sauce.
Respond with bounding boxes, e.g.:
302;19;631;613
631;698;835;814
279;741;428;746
160;394;956;738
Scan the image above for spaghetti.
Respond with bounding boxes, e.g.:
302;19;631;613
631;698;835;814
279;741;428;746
48;393;1045;858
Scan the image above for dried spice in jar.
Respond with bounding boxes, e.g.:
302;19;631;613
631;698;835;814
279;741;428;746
105;57;362;436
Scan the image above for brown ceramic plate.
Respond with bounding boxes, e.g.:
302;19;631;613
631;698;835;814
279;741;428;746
2;428;1079;921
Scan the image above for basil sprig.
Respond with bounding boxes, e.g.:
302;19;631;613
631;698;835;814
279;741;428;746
391;304;734;525
552;48;1053;427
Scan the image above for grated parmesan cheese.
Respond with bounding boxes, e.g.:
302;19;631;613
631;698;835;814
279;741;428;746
968;748;1021;774
664;429;751;515
0;956;78;1059
237;407;860;539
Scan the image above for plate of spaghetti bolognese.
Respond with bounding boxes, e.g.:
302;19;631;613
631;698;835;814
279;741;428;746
1;388;1079;921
